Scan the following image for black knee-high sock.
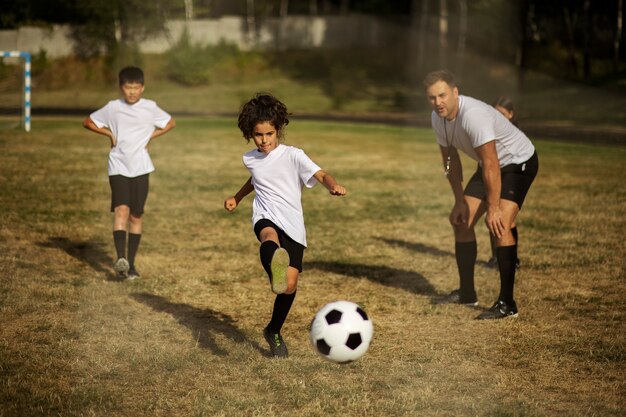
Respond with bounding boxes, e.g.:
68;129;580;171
113;230;126;259
455;241;477;299
127;233;141;268
259;241;279;282
268;291;296;333
497;245;517;304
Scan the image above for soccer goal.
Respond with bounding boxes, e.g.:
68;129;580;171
0;51;31;132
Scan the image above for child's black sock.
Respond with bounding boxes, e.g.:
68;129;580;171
259;240;279;282
268;291;296;333
127;233;141;268
113;230;126;260
496;245;517;304
455;241;477;299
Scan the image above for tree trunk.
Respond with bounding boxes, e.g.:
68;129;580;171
417;0;429;74
562;4;579;77
439;0;448;69
582;0;591;79
616;0;624;72
280;0;288;17
309;0;318;15
456;0;467;78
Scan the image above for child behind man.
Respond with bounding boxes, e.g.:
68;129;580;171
83;66;176;280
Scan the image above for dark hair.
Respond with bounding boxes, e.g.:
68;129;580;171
493;96;518;126
237;93;290;142
118;66;144;85
423;69;458;90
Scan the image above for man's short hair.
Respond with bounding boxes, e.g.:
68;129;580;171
423;69;458;90
118;66;144;85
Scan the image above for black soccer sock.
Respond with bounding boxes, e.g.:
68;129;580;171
260;240;279;282
496;245;517;304
127;233;141;268
455;241;477;299
113;230;126;260
268;291;296;333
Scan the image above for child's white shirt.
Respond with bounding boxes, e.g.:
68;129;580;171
243;144;321;247
90;98;172;178
431;95;535;167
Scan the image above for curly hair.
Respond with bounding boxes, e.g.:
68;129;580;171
237;93;290;142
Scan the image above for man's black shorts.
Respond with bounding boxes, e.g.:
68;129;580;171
254;219;305;272
109;174;149;215
464;151;538;209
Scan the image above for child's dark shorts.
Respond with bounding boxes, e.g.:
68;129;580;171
109;174;149;215
464;151;538;209
254;219;305;272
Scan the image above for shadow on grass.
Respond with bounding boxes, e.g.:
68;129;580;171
37;236;117;280
374;237;491;268
307;261;436;295
130;292;266;357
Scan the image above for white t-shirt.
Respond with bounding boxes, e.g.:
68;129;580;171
431;95;535;167
90;98;172;178
243;144;321;247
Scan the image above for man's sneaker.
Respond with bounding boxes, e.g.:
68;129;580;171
270;248;289;294
127;266;141;281
475;300;518;320
263;326;288;358
432;289;478;306
113;257;130;279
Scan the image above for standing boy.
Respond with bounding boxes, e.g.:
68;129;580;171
224;93;346;357
83;66;175;280
423;70;538;320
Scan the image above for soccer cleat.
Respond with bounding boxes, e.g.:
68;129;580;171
263;326;288;358
432;289;478;306
113;257;130;279
475;300;518;320
270;248;289;294
127;266;141;281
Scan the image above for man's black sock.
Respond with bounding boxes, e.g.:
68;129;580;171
113;230;126;260
497;245;517;304
455;241;477;300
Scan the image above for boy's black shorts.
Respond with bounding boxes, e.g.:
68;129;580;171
254;219;305;272
109;174;149;215
464;151;538;209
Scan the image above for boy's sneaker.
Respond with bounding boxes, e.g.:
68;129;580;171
270;248;289;294
127;266;141;281
475;300;518;320
432;289;478;306
113;257;130;279
263;326;288;358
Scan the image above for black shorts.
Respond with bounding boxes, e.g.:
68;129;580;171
464;151;538;209
109;174;149;215
254;219;305;272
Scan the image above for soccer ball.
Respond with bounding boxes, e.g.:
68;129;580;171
309;300;373;363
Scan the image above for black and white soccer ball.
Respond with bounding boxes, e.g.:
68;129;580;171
309;300;373;363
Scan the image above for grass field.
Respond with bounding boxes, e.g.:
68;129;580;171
0;117;624;417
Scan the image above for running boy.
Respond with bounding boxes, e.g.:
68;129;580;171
224;93;346;358
83;66;175;280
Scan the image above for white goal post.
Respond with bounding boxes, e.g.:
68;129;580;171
1;51;31;132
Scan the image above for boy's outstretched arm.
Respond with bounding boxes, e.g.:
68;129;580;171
83;116;116;147
313;170;347;196
224;176;254;212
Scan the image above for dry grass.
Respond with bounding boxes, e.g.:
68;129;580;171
0;117;624;417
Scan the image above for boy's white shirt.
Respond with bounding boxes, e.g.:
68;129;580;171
243;144;321;247
431;95;535;167
90;98;172;178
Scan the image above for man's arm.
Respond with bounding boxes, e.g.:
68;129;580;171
474;140;504;237
147;118;176;148
441;145;468;226
83;116;115;147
